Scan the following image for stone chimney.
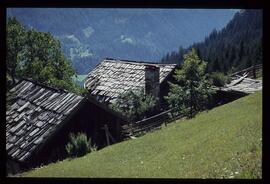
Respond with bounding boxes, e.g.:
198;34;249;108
145;64;160;99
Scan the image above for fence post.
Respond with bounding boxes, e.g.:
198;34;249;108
164;121;167;127
102;124;110;146
252;65;256;79
130;122;134;135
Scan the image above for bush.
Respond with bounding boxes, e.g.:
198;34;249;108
109;88;158;121
65;132;96;158
208;72;231;87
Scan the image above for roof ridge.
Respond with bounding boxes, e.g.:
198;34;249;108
103;58;177;66
18;78;69;94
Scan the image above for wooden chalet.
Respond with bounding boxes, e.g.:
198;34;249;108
6;79;127;175
84;58;177;105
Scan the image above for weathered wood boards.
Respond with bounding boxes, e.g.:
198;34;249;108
84;58;177;103
6;79;84;162
121;108;183;139
215;64;263;94
229;64;262;79
101;124;116;146
219;76;262;94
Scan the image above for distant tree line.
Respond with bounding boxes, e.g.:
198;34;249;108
161;10;262;74
6;17;86;94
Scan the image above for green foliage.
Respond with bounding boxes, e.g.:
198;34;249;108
165;48;215;118
110;89;158;121
6;73;13;90
65;132;96;158
6;17;84;95
208;72;231;87
6;17;27;83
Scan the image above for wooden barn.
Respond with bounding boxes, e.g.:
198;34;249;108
84;58;177;107
6;79;127;175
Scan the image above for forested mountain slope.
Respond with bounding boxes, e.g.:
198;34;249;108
161;9;262;74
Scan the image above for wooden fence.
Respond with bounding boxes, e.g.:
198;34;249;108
121;108;186;139
229;64;262;79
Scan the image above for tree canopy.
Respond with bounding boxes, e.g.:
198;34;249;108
165;48;215;118
7;17;84;94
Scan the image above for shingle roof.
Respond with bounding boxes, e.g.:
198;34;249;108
6;79;85;162
84;58;177;103
219;77;262;94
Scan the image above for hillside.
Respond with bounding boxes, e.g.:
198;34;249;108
7;8;237;74
161;9;262;73
20;91;262;178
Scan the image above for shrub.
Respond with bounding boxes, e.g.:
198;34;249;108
208;72;231;87
65;132;96;158
110;88;158;121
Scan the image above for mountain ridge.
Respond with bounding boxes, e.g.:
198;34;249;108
7;8;238;74
161;9;262;73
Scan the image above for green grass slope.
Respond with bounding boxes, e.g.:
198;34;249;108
21;91;262;178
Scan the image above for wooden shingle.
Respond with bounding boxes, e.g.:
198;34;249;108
219;77;262;94
6;79;84;162
84;58;176;103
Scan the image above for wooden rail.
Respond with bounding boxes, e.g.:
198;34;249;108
121;107;186;139
229;64;262;79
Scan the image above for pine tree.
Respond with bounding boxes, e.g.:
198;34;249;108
165;48;215;118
